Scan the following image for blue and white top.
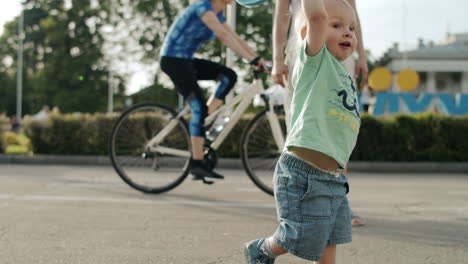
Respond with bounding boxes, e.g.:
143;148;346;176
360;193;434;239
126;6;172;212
160;0;226;59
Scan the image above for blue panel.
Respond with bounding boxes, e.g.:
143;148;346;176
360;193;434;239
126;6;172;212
438;93;468;115
373;92;399;115
400;93;435;113
373;92;468;116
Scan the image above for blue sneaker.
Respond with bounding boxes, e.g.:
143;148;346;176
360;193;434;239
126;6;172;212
243;238;276;264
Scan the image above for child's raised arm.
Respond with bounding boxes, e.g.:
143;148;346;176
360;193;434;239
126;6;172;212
302;0;328;56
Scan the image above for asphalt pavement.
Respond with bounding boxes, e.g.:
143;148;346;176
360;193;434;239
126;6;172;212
0;164;467;263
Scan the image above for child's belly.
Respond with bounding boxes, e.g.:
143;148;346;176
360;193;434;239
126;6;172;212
289;147;340;172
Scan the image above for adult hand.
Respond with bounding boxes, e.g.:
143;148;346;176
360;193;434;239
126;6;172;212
355;55;369;88
256;59;267;72
272;62;289;87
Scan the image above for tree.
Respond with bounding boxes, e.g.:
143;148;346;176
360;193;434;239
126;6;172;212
0;0;125;115
0;0;276;116
0;70;16;116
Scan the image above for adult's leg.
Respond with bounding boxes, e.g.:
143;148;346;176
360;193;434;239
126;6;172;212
160;57;224;180
186;95;208;160
160;57;208;160
208;98;222;114
284;50;296;133
191;137;205;160
192;58;237;114
351;210;364;226
283;83;293;133
363;104;369;112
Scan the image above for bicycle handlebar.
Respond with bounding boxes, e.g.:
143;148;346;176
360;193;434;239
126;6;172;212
249;56;263;66
253;64;272;79
249;55;272;79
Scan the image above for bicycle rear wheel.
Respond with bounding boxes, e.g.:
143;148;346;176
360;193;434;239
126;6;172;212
109;103;191;194
241;107;286;196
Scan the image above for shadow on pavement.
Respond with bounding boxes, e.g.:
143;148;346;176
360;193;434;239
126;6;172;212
355;217;468;247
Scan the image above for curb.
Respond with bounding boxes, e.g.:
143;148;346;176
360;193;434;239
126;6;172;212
1;154;468;173
0;154;112;166
347;161;468;173
0;154;244;168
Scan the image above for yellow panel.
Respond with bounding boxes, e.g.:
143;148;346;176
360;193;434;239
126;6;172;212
396;69;420;91
368;67;392;91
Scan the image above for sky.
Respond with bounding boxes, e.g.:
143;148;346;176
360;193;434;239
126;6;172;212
358;0;468;59
2;0;468;91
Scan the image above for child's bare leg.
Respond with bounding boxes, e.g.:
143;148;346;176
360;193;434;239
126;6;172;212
207;97;223;114
318;245;336;264
266;237;288;256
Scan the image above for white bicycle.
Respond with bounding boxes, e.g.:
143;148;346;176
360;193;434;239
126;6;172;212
109;70;286;195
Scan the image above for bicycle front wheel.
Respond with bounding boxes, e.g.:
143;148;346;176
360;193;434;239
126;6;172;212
241;108;286;196
109;103;191;194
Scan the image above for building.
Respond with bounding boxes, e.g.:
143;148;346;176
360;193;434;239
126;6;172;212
384;32;468;95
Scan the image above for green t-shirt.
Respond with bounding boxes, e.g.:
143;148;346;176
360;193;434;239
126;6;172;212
286;40;361;168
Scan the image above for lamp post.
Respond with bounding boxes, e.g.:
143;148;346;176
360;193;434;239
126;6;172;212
225;2;236;105
226;2;236;69
108;71;114;113
16;7;24;123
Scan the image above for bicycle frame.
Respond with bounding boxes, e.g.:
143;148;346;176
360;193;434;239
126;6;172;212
146;78;285;157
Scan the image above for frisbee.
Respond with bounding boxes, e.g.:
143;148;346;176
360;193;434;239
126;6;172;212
235;0;269;7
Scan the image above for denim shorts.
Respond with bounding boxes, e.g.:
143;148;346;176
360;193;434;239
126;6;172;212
272;152;352;262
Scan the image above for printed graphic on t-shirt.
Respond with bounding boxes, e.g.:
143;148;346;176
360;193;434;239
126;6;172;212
328;74;361;132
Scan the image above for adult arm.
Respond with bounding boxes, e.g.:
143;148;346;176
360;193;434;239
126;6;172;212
272;0;291;87
348;0;368;87
221;23;257;59
201;11;262;66
302;0;328;56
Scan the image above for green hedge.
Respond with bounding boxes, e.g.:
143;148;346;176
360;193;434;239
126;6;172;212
0;115;9;132
0;133;5;154
22;112;468;161
351;113;468;161
0;115;8;153
24;114;116;155
23;113;251;157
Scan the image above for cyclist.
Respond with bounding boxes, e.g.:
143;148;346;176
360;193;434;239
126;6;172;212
160;0;265;182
